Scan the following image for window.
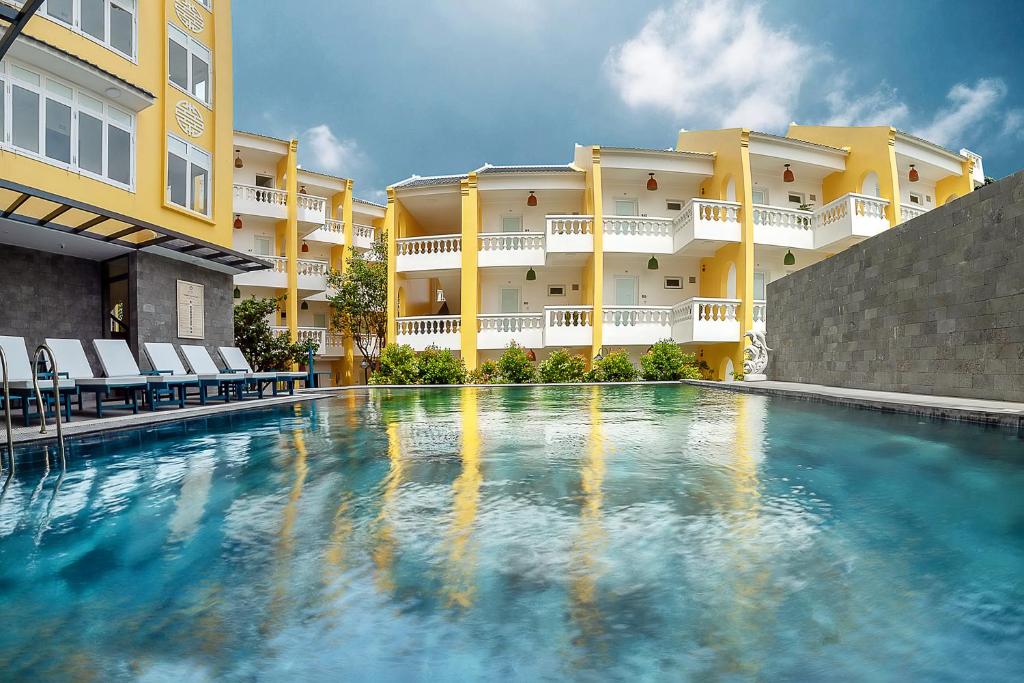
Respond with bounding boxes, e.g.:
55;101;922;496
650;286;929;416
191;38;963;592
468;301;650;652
753;272;767;300
167;135;211;216
254;235;272;256
909;192;922;205
313;313;327;329
168;25;212;106
664;277;683;289
666;200;683;211
1;61;135;188
195;0;212;9
787;192;804;205
547;285;566;297
42;0;136;59
501;215;523;232
614;199;638;216
751;188;768;205
255;174;275;188
500;289;520;314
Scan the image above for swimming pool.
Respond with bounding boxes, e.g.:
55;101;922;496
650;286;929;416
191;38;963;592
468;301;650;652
1;385;1022;681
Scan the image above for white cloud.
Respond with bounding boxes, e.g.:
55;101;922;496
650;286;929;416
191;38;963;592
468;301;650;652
825;77;909;127
300;124;364;175
913;78;1007;146
1002;109;1024;139
605;0;818;130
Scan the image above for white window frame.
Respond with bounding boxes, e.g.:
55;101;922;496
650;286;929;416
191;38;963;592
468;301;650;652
751;188;769;205
253;234;272;256
195;0;213;10
787;191;805;206
168;24;213;108
0;60;136;191
665;199;684;211
547;285;567;297
40;0;137;62
613;198;639;217
909;192;923;206
166;133;212;217
501;215;523;233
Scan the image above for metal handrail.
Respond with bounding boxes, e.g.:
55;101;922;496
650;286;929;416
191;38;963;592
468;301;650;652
1;346;13;477
31;344;65;469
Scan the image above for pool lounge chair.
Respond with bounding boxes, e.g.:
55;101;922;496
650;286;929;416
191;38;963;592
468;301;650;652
217;346;305;396
143;343;232;407
94;339;197;410
0;335;75;425
179;345;246;402
45;338;147;418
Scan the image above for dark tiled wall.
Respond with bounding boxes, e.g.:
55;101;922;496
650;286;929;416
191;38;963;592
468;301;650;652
0;245;103;369
767;171;1024;402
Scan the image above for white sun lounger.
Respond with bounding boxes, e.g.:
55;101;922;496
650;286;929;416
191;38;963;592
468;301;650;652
0;335;75;425
143;343;231;406
94;339;196;410
45;338;146;417
217;346;305;396
179;345;246;402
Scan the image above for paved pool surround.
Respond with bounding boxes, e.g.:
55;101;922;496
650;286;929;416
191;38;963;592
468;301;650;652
767;171;1024;402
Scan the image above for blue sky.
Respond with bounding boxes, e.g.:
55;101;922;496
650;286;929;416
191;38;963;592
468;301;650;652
233;0;1024;200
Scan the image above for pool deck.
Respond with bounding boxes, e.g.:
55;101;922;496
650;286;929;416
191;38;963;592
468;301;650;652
685;379;1024;429
6;391;331;446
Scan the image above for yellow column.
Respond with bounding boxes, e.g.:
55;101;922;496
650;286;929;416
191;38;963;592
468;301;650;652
385;188;398;343
589;148;605;360
339;179;356;384
737;131;755;357
882;128;903;227
277;140;299;343
460;174;480;371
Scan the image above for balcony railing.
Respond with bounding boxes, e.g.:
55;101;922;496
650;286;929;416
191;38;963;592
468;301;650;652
814;193;889;248
603;216;674;254
673;199;742;251
477;313;544;350
546;215;594;253
900;204;927;223
396;234;462;272
296;193;327;224
305;218;346;245
753;300;766;335
272;326;327;350
353;223;376;249
671;297;741;343
544;306;594;347
602;306;672;346
234;183;288;219
297;259;329;276
396;315;461;351
478;232;545;267
752;204;814;249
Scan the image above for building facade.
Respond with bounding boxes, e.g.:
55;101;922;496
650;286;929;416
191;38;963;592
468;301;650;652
1;0;267;367
229;131;385;385
385;126;984;379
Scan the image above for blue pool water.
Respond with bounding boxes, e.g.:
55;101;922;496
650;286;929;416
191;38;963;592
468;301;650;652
1;386;1022;681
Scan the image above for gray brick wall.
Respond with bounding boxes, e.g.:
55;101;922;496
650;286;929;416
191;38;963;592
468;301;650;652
132;252;235;370
0;245;103;368
767;171;1024;403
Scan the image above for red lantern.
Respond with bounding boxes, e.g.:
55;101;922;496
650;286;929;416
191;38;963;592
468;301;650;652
783;164;795;183
527;191;537;207
647;173;658;191
301;241;309;253
233;214;242;230
909;165;919;183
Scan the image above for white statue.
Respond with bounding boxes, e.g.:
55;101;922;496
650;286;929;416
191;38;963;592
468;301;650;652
742;330;771;380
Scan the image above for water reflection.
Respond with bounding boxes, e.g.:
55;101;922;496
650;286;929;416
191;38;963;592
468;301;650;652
443;387;482;609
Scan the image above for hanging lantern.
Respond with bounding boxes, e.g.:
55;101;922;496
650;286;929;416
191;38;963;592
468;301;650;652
526;267;537;281
301;300;309;311
908;164;919;183
301;241;309;253
526;349;537;362
233;286;241;299
783;163;795;183
647;256;659;270
527;191;537;207
299;185;308;195
784;250;796;266
233;214;242;230
647;173;658;191
234;150;243;169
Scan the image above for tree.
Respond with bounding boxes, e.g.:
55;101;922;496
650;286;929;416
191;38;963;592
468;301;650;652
326;235;388;373
233;295;315;371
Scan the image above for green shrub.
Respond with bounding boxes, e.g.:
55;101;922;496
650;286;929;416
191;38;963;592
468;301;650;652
697;360;714;381
496;343;536;384
467;360;499;384
640;340;701;381
418;345;467;385
537;348;587;383
370;343;419;385
592;350;638;382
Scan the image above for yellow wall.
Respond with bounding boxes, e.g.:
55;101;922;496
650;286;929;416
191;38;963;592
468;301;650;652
587;148;605;360
936;158;974;205
460;175;480;370
6;2;234;247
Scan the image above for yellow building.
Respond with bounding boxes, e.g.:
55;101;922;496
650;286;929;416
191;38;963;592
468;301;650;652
229;131;385;386
386;126;984;379
1;0;266;364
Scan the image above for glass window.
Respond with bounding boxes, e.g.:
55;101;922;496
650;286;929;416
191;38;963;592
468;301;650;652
191;46;211;103
12;85;40;153
313;313;327;329
79;111;104;174
167;149;188;208
614;199;638;216
168;25;213;105
753;272;767;300
254;236;272;256
168;30;189;92
107;124;131;185
46;0;74;24
167;135;212;215
751;188;768;204
81;0;105;41
42;1;135;59
109;1;134;56
44;98;72;163
501;215;522;232
0;78;5;143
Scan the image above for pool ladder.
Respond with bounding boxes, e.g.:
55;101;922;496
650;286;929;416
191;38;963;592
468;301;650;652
1;344;66;483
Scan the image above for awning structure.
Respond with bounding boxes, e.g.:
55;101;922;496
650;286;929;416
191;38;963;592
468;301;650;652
0;0;42;61
0;179;270;274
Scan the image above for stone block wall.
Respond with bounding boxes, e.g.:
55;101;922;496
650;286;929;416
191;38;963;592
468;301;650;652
767;171;1024;402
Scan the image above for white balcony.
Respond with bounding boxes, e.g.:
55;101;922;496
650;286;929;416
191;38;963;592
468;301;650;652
671;298;741;343
297;258;330;291
603;217;674;254
478;232;545;268
296;193;327;225
305;218;346;246
234;184;287;220
322;331;346;357
753;300;766;336
396;315;461;351
478;313;544;350
814;193;890;249
353;223;376;250
899;204;927;223
672;199;742;252
602;307;672;346
234;254;288;288
396;234;462;272
272;326;326;351
752;205;814;249
546;215;594;253
544;306;594;347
